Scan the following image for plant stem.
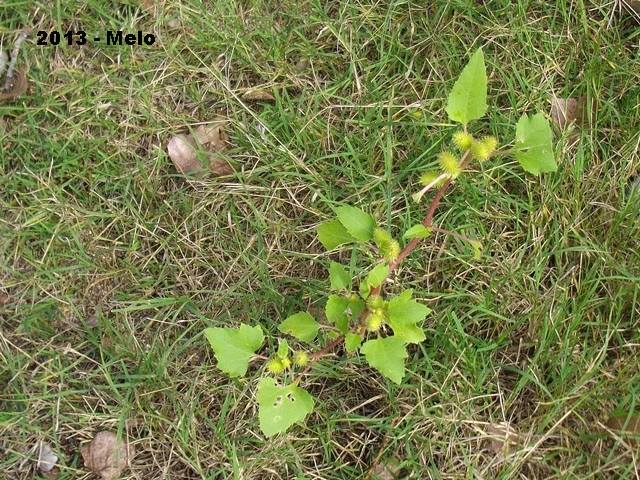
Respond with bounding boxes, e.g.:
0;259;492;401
388;150;472;273
299;149;473;378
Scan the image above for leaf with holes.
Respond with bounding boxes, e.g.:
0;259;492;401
334;205;376;242
387;290;430;343
514;113;556;175
446;48;487;125
360;336;408;384
278;311;319;343
204;324;264;377
257;377;315;437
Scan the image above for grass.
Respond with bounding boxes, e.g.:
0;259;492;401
1;0;639;478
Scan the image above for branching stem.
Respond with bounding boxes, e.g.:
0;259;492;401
297;150;474;376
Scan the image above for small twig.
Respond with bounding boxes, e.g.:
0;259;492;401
3;30;28;91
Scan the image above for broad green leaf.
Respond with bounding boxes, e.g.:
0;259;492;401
446;48;488;125
279;312;319;342
514;112;556;175
317;219;355;250
329;262;350;290
359;280;371;299
348;295;366;320
360;336;408;384
403;224;432;240
325;295;364;333
257;377;315;437
276;339;289;359
325;295;350;333
334;206;376;242
365;263;389;289
204;324;264;377
345;333;362;353
387;290;431;343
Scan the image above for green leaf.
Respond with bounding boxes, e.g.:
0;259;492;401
329;262;350;290
325;295;364;333
334;205;376;242
276;339;289;359
360;336;408;384
325;295;350;333
345;333;362;353
365;263;389;289
387;290;431;343
359;280;371;299
317;219;355;250
514;112;557;175
348;295;366;320
446;48;488;125
257;377;315;437
403;224;432;240
279;312;320;343
204;324;264;378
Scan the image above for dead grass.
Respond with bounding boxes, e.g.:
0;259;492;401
1;0;639;478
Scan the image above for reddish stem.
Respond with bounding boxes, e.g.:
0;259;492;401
304;150;472;370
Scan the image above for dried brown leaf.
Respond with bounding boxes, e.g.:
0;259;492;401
208;154;234;176
80;431;133;480
193;123;227;151
0;68;28;103
241;88;275;102
484;422;522;453
37;441;58;473
169;122;233;177
167;18;181;29
0;292;9;305
368;457;402;480
167;134;204;176
550;96;587;130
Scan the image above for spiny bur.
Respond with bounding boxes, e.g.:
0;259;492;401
471;136;498;162
367;295;385;309
452;131;474;151
438;151;461;178
266;358;285;374
384;240;400;262
373;228;393;249
366;310;385;332
293;351;309;367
